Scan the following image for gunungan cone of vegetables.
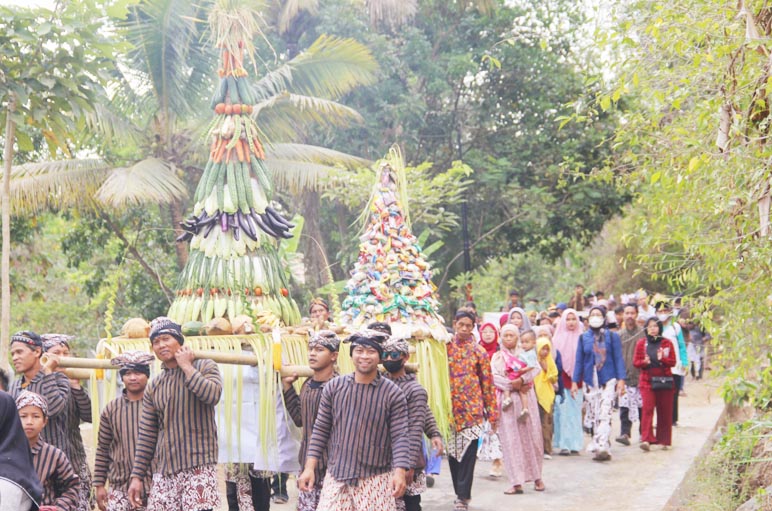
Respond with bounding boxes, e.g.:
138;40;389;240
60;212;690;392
340;149;450;342
168;42;301;328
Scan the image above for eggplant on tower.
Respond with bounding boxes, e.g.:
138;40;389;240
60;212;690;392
168;23;301;329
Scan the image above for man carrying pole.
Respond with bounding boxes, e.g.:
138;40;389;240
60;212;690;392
297;329;411;511
127;317;223;511
282;330;340;511
8;331;71;453
382;336;443;511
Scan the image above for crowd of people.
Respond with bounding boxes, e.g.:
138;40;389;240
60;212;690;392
449;287;711;507
0;287;712;511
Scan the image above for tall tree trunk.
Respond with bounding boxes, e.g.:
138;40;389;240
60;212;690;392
2;97;16;372
168;201;188;270
300;190;328;292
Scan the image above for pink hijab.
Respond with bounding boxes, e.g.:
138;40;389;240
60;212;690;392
551;308;584;375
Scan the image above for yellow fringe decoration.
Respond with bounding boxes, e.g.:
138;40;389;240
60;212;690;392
91;333;451;450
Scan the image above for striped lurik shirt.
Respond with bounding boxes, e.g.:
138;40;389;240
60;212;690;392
131;359;223;479
10;370;71;452
64;385;91;470
94;392;150;493
283;372;338;484
31;437;80;511
306;372;411;483
385;373;428;470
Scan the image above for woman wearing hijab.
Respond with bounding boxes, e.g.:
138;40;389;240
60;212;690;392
508;307;532;333
571;306;626;462
478;323;500;360
634;318;677;451
550;308;585;455
491;325;545;495
476;322;504;477
534;335;558;459
0;391;43;511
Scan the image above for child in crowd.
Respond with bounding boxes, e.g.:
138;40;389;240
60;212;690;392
534;334;559;459
502;329;539;422
16;391;80;511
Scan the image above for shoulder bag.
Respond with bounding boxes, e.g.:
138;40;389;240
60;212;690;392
646;341;674;391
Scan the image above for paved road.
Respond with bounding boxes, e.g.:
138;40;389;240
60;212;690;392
272;378;724;511
82;377;723;511
422;378;724;511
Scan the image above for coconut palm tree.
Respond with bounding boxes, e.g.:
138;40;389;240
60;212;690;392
8;0;377;266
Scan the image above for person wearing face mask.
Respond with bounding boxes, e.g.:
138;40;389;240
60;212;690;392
382;337;443;511
571;306;626;462
656;300;688;426
633;318;677;450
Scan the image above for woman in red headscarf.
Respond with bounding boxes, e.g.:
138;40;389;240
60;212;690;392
478;323;499;360
475;322;504;478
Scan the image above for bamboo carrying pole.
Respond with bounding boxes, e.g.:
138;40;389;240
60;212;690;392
43;351;419;378
41;353;114;369
61;368;93;380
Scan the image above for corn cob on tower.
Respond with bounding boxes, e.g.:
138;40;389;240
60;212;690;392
340;150;450;342
168;41;301;328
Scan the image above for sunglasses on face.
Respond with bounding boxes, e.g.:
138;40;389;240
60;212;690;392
382;351;403;360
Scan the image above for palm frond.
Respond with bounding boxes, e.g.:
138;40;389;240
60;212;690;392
96;158;188;208
83;101;145;146
267;143;370;168
9;159;113;215
123;0;215;119
252;35;378;101
265;158;333;194
264;142;370;194
254;92;364;141
367;0;418;26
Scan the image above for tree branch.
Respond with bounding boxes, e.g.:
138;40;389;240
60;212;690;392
96;207;173;302
437;210;530;291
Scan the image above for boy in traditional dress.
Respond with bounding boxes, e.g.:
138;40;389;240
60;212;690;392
42;333;94;511
297;330;411;511
9;331;71;453
127;317;223;511
16;391;80;511
282;330;340;511
93;351;154;511
382;337;443;511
